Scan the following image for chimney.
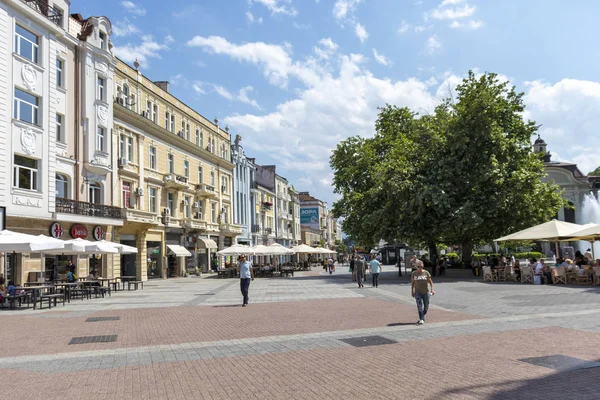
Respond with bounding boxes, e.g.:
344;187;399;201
154;81;169;93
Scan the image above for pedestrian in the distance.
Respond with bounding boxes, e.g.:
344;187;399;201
328;257;334;274
349;256;356;282
411;260;434;325
238;254;254;307
369;257;382;288
355;256;365;288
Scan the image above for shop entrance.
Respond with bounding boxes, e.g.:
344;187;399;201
120;240;137;277
147;241;162;278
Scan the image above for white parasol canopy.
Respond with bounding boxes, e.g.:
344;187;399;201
39;235;88;254
262;243;294;255
560;224;600;242
217;244;255;255
314;247;336;254
494;220;587;242
0;230;65;252
291;244;320;253
95;240;138;254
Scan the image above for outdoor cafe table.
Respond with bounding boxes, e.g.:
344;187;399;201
21;285;53;310
53;282;79;303
119;276;136;290
96;277;116;294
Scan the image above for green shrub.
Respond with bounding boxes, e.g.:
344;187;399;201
445;252;459;260
513;252;543;260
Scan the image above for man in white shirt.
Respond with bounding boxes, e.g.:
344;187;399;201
369;258;382;288
535;258;545;274
238;255;254;307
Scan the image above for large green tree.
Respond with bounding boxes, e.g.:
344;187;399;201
330;71;567;265
589;166;600;176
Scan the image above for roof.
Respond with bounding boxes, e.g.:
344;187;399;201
534;135;546;145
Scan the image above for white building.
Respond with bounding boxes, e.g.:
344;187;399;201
0;0;119;284
231;134;255;245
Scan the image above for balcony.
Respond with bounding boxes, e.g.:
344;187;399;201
163;173;189;189
56;198;125;221
195;183;217;198
250;181;260;193
264;227;273;236
21;0;63;27
181;217;207;231
219;223;243;235
125;209;157;226
261;202;273;212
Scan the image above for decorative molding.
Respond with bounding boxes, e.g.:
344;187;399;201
96;61;108;76
97;105;108;126
21;63;37;91
14;196;41;208
86;54;93;77
20;126;36;155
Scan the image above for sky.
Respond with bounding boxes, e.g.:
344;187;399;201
75;0;600;206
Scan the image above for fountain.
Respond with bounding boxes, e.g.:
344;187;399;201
577;193;600;259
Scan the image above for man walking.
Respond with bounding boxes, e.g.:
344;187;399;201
355;256;365;288
238;254;254;307
369;257;382;287
411;260;434;325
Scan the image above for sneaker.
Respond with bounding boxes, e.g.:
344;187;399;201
242;304;247;307
417;320;424;325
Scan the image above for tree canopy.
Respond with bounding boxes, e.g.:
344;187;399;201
330;71;567;263
589;166;600;176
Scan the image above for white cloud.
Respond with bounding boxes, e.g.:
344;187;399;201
112;35;171;67
172;5;200;18
524;79;600;174
429;2;475;20
355;22;369;42
450;19;482;29
441;0;465;5
246;11;264;24
112;19;140;37
251;0;297;17
333;0;362;20
313;38;338;59
372;48;390;66
120;1;146;17
164;35;175;45
398;20;410;34
192;82;206;94
415;24;431;32
426;34;441;54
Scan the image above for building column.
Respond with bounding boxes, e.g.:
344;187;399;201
136;231;148;281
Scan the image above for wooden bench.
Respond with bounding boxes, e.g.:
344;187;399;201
1;294;29;310
40;293;65;309
127;281;144;290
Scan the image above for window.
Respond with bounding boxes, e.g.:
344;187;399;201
183;160;189;177
56;174;68;199
99;31;106;50
224;206;229;224
198;166;203;184
13;155;38;191
127;136;133;162
200;130;204;148
56;114;64;142
167;192;174;214
184;196;190;218
197;200;203;219
165;111;169;130
119;135;125;158
97;77;105;101
211;202;216;223
195;129;200;146
168;154;174;173
186;124;190;140
211;138;216;153
122;84;129;107
149;146;156;170
181;121;185;136
152;104;158;123
122;181;132;208
221;143;226;159
210;170;215;186
56;59;64;87
170;115;175;133
96;127;106;151
146;100;151;118
89;182;102;204
14;88;39;125
149;187;157;213
15;25;39;63
221;176;227;193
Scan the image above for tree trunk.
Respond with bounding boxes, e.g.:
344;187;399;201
428;242;438;276
462;242;473;267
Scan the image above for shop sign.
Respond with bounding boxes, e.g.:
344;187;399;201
70;224;88;239
49;222;64;239
93;226;105;241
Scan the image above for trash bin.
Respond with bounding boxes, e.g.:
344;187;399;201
534;275;542;285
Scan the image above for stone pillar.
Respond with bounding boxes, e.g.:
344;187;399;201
136;232;148;281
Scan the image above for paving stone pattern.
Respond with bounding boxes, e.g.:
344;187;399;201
2;267;600;399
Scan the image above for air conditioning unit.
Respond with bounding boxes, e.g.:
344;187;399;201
182;199;189;206
195;184;203;190
192;202;200;208
135;188;144;196
162;215;171;225
206;145;211;152
142;111;149;118
118;157;128;167
196;212;203;220
178;130;185;138
116;97;124;105
163;208;171;216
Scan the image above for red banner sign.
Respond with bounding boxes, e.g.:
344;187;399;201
70;224;88;239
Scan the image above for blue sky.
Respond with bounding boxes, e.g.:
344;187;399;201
76;0;600;205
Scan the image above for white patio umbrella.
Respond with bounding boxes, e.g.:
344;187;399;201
291;244;320;253
0;230;65;252
95;239;138;254
264;243;294;255
495;219;588;256
61;238;119;254
252;245;271;255
217;244;255;256
314;247;336;254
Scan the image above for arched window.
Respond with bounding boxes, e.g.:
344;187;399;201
89;182;102;204
56;174;68;199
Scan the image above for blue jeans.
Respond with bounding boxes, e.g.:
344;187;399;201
415;292;430;321
240;278;251;305
372;273;379;287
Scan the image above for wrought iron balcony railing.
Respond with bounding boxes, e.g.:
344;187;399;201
21;0;63;27
251;224;261;233
56;198;126;219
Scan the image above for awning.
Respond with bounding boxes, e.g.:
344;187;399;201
197;238;218;249
166;244;192;257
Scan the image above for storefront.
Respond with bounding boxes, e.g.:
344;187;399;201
197;236;218;273
119;234;137;277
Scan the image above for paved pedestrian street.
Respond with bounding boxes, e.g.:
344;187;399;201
2;268;600;400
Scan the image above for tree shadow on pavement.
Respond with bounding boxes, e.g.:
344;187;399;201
387;322;418;327
432;361;600;400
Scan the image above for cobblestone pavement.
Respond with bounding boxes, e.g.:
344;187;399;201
2;266;600;399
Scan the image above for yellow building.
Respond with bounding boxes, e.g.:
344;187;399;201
112;59;241;280
253;184;275;245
